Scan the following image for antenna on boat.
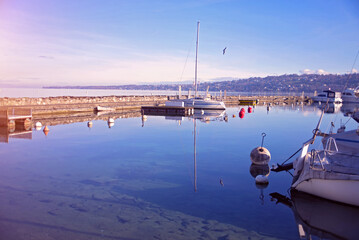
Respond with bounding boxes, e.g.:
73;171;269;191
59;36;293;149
195;21;200;98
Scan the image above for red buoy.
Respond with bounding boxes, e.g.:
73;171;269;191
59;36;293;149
239;111;245;119
240;108;245;112
248;107;253;113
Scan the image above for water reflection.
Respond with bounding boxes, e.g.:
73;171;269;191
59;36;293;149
0;126;32;143
249;164;270;205
270;190;359;240
1;105;358;239
191;110;226;192
311;102;342;114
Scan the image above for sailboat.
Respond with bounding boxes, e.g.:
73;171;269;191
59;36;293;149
166;22;226;110
272;108;359;207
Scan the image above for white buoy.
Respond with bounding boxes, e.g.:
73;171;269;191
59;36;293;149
255;175;269;185
35;122;42;130
250;147;271;165
108;118;114;123
87;121;93;128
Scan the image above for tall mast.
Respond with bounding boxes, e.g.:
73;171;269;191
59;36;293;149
195;21;200;98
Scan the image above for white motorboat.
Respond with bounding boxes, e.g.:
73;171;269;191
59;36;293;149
342;87;359;103
165;22;226;110
312;90;342;103
273;110;359;207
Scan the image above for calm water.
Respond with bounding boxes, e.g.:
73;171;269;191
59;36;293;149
0;104;358;239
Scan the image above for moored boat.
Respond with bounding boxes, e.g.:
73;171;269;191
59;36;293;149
272;110;359;207
312;90;342;103
342;87;359;103
165;22;226;111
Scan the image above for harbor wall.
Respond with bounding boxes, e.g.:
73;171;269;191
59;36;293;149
0;95;311;115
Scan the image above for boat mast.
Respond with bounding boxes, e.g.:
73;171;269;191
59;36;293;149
195;21;200;98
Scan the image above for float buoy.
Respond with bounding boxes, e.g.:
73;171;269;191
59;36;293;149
248;107;252;113
87;121;93;128
240;108;245;113
108;118;114;123
224;116;228;122
35;122;42;130
232;114;236;118
250;147;271;165
43;126;49;136
239;111;245;119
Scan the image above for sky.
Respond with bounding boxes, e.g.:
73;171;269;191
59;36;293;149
0;0;358;87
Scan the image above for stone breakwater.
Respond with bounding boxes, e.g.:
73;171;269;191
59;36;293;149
0;95;169;115
0;95;311;115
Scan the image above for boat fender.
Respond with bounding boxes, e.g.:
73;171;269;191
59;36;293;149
250;147;271;165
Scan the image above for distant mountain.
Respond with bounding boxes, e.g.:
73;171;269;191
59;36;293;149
44;73;359;93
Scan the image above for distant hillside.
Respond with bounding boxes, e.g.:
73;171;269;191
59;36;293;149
45;73;359;93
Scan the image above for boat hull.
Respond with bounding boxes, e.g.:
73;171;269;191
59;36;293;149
294;178;359;207
183;99;226;110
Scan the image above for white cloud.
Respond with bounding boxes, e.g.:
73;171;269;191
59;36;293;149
300;69;314;74
316;69;329;75
300;69;330;75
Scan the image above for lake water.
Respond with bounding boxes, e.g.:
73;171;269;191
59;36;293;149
0;104;358;239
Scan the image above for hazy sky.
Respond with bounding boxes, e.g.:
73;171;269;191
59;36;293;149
1;0;358;87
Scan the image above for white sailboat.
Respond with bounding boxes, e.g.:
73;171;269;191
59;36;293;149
272;109;359;207
166;22;226;110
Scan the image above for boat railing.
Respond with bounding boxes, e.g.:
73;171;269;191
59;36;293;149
310;149;326;170
324;137;339;155
309;137;339;170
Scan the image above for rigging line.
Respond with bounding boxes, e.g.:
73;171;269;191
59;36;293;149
179;34;195;82
343;49;359;91
344;116;351;126
280;147;302;165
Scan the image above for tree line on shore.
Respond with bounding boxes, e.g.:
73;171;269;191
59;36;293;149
44;73;359;93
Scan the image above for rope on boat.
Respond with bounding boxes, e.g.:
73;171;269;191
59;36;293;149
280;147;303;166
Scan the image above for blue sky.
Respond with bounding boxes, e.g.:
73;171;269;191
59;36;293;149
0;0;358;87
